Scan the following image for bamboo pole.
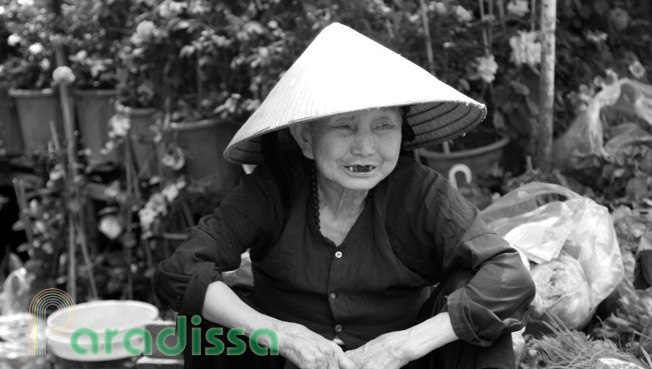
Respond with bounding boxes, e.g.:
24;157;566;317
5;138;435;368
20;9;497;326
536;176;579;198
497;0;506;33
419;0;436;76
531;0;537;32
536;0;556;172
53;44;99;299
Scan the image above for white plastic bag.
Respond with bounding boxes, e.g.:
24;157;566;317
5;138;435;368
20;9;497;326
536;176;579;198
481;182;624;326
552;78;652;176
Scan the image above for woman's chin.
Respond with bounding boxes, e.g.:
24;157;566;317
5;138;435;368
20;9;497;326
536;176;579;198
335;175;383;191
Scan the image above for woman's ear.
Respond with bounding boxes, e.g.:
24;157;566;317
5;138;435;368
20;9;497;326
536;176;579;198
289;123;314;159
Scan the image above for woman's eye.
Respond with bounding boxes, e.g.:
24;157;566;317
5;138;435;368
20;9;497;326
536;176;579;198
377;122;399;129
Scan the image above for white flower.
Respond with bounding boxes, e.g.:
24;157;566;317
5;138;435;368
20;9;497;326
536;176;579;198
0;6;5;15
34;220;47;234
109;114;130;137
509;31;541;67
168;1;186;14
629;61;646;79
408;13;420;24
506;0;529;17
17;0;33;6
454;6;473;23
49;164;65;181
161;178;186;202
161;185;179;203
428;2;447;15
7;34;21;46
39;58;51;71
70;50;88;62
104;181;121;199
161;145;185;171
373;0;392;15
28;42;44;55
586;30;608;43
469;55;499;83
134;20;157;43
99;215;123;240
138;207;157;232
52;66;76;85
146;193;167;215
159;0;186;18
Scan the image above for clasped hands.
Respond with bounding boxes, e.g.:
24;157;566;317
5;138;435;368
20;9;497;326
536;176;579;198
277;321;412;369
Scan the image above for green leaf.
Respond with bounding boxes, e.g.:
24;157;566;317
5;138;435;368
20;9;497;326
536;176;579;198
510;81;530;96
178;20;192;31
180;45;195;58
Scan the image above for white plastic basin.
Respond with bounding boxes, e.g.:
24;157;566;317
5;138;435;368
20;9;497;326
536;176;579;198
46;300;159;361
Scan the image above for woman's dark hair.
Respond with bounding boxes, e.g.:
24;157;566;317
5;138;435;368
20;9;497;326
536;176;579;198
400;106;416;157
260;129;311;213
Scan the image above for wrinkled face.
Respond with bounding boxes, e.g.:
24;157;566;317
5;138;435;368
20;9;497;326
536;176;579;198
291;108;403;191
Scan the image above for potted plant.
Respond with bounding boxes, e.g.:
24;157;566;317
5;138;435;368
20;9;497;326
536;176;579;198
110;1;166;179
1;0;63;155
63;0;130;168
116;1;253;190
407;0;527;179
0;4;23;157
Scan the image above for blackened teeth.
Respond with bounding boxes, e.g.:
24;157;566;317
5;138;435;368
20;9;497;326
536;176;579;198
345;165;375;172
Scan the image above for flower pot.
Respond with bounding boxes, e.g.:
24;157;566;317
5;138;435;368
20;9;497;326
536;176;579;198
170;118;243;193
416;134;510;178
8;88;64;154
73;89;119;166
0;89;24;156
114;102;158;177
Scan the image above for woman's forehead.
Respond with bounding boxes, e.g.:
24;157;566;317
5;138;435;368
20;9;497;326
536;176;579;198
323;107;401;122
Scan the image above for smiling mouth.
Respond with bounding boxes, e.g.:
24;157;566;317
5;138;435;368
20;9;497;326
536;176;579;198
344;165;376;173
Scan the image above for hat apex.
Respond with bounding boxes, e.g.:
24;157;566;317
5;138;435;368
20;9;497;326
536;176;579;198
224;22;486;165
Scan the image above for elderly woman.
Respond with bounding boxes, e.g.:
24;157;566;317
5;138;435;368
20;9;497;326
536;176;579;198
154;23;535;369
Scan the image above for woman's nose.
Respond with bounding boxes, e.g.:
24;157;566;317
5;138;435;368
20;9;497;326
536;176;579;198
351;132;376;156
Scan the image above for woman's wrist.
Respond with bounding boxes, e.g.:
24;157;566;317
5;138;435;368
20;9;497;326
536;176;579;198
401;312;459;362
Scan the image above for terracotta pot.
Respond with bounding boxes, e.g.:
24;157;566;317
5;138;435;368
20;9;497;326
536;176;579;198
0;89;24;156
416;134;510;178
8;88;64;154
73;89;118;166
170;118;243;193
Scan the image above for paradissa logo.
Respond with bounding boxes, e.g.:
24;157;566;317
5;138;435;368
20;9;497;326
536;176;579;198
70;315;279;356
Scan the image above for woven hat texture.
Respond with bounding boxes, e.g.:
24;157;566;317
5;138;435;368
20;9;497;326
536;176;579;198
224;22;487;164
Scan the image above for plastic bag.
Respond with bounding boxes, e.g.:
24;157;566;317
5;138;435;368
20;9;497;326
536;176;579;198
0;313;49;369
0;268;31;316
529;253;593;328
481;182;624;326
552;78;652;176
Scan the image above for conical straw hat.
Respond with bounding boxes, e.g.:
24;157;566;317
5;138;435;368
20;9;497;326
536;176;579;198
224;22;486;165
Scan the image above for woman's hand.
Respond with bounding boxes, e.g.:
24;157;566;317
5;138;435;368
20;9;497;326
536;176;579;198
343;331;410;369
276;321;356;369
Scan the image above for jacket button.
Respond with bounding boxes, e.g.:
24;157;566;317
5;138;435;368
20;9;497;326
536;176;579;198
329;292;337;300
335;251;342;258
335;324;343;333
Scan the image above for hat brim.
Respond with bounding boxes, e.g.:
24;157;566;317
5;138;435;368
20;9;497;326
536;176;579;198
224;23;486;165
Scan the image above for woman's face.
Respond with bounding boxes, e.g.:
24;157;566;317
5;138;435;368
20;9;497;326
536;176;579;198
293;108;403;191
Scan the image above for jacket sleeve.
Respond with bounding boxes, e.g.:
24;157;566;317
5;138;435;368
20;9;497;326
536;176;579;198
152;170;282;317
426;175;536;347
